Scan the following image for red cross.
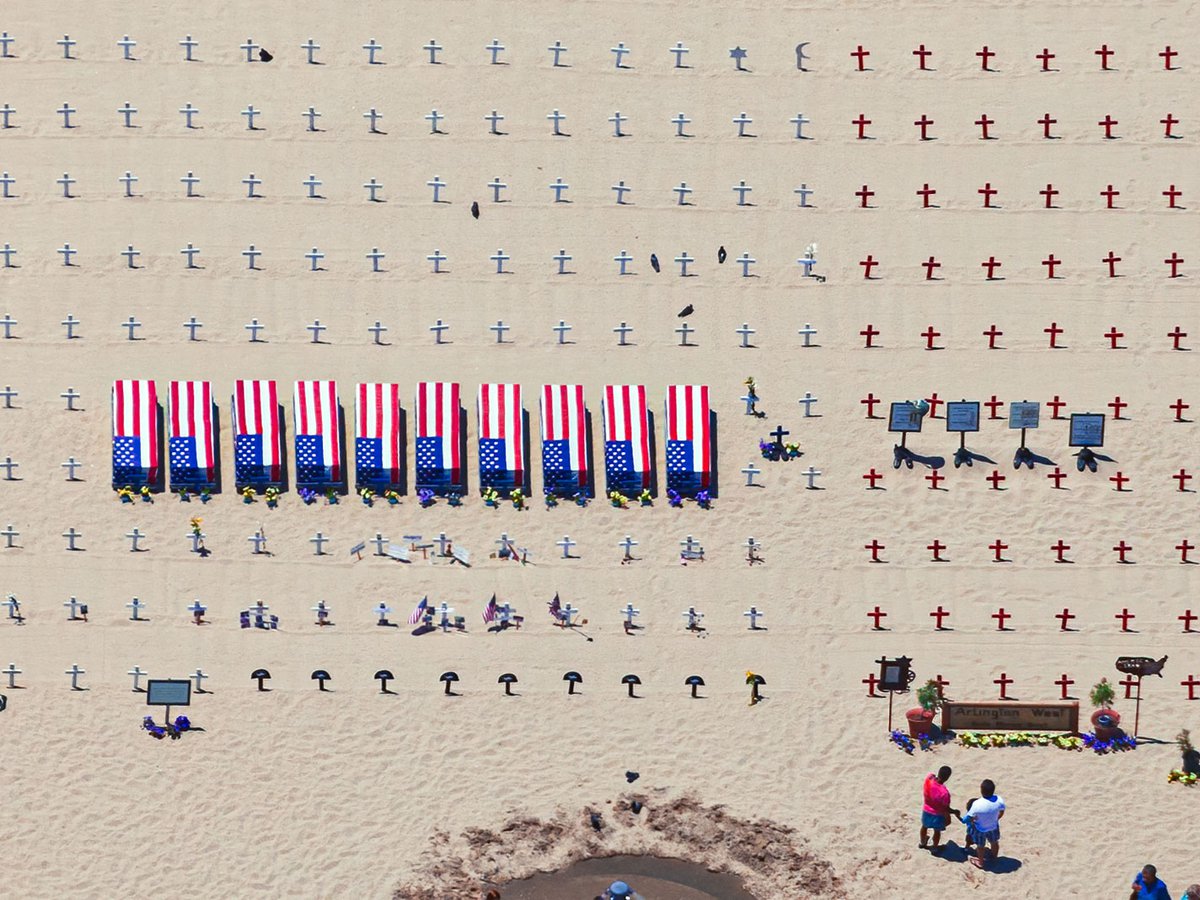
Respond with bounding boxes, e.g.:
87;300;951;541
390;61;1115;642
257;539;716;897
984;395;1004;419
932;674;950;698
1038;113;1058;139
1178;539;1195;564
927;539;946;562
1161;113;1179;137
865;539;885;562
1161;45;1178;69
994;672;1013;699
860;392;881;418
1112;540;1132;562
863;672;881;696
1047;395;1066;418
925;469;945;490
1094;44;1114;69
1180;609;1197;633
989;539;1008;562
1114;607;1136;632
855;184;875;208
1044;322;1063;348
1055;674;1074;699
1182;674;1200;701
1102;251;1121;277
1103;326;1124;349
852;114;872;139
1109;471;1129;491
1098;115;1118;139
922;256;941;280
917;183;936;208
975;114;994;140
1042;254;1061;278
1119;675;1139;699
914;114;934;140
976;45;995;70
1047;467;1067;489
1055;608;1076;631
1040;183;1059;208
986;470;1006;490
1036;48;1056;71
1100;184;1120;209
860;255;879;278
860;323;879;347
926;393;943;418
862;468;883;489
1173;469;1192;491
1165;252;1185;277
981;256;1001;278
851;45;870;70
1171;398;1190;421
1051;539;1071;562
1168;327;1188;350
913;44;932;69
921;326;941;350
978;183;998;208
1164;184;1183;208
866;606;887;629
1108;396;1128;418
983;324;1003;349
929;605;950;628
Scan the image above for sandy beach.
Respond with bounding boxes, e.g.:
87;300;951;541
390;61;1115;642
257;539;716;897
2;2;1199;897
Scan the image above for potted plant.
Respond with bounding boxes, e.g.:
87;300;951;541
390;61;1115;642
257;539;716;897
907;679;942;738
1089;678;1120;740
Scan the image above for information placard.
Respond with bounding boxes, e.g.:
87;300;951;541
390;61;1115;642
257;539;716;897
1068;413;1106;448
146;679;191;707
1008;401;1040;430
941;701;1079;733
945;402;981;433
887;402;923;433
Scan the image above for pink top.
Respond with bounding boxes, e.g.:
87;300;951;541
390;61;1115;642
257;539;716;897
922;774;950;816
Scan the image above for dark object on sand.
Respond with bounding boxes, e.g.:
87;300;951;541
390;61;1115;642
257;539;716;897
630;800;643;814
625;770;639;783
258;48;273;62
650;253;660;273
590;812;603;831
677;304;694;318
718;246;727;264
471;201;480;219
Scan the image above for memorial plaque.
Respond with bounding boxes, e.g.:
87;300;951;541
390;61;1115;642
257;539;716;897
145;679;192;707
1008;402;1040;430
877;655;914;691
1068;413;1105;448
945;401;981;433
941;700;1079;733
887;402;923;433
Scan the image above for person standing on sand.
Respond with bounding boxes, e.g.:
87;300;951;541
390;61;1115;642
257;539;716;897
1129;864;1171;899
919;766;957;854
961;779;1005;869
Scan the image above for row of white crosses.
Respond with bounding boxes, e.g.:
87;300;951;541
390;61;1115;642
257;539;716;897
0;34;753;70
0;663;209;693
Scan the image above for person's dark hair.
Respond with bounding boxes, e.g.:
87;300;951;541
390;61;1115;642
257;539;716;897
937;766;952;781
980;779;995;796
964;797;978;813
1143;865;1157;877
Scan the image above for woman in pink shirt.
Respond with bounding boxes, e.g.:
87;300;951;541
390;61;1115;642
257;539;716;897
919;766;959;854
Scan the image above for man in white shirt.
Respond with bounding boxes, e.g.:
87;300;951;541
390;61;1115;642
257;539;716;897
961;779;1006;869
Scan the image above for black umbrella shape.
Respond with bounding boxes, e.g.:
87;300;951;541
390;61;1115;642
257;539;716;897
311;669;331;691
685;674;705;698
440;671;460;695
747;672;766;703
622;674;642;698
498;673;518;696
374;669;395;694
563;671;583;695
251;668;271;691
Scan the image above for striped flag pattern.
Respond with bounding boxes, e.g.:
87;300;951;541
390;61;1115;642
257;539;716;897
232;380;282;486
477;383;525;492
168;380;216;489
408;596;429;625
414;382;463;493
355;383;403;491
293;380;342;487
540;384;589;495
602;384;651;493
482;594;498;624
665;384;712;495
112;379;160;487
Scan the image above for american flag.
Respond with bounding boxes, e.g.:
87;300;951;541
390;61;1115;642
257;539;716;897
408;595;429;625
355;383;402;491
665;384;712;495
547;592;561;619
540;384;588;494
294;380;342;487
482;594;498;624
602;384;651;493
414;381;462;493
168;381;215;489
478;383;524;491
232;380;281;485
112;379;159;486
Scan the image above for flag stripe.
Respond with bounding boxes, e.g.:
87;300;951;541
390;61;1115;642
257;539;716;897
169;381;215;483
355;382;402;486
112;379;159;483
540;384;588;489
415;382;462;490
665;384;711;492
233;380;281;482
294;380;341;483
602;384;650;489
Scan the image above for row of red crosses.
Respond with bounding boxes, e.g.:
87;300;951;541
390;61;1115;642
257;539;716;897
848;112;1180;140
861;539;1198;564
861;468;1199;493
850;44;1180;72
852;253;1190;279
866;604;1200;633
856;181;1187;207
861;394;1192;421
857;326;1191;351
863;670;1200;701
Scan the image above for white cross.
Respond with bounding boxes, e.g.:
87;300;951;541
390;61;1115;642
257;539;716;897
250;600;269;617
0;172;13;198
65;664;86;690
363;107;383;133
371;532;389;555
0;315;15;338
553;249;573;274
180;171;200;196
427;249;447;272
619;535;638;558
0;244;13;266
179;35;199;61
0;32;14;57
435;532;452;555
486;38;505;64
794;184;814;207
119;171;138;197
119;245;140;269
56;172;76;199
673;182;693;205
490;249;510;273
553;320;572;344
669;42;690;66
62;527;82;550
611;42;631;67
242;245;262;270
179;104;199;128
3;663;21;687
363;178;383;201
61;457;81;480
57;35;77;58
609;111;627;137
368;320;388;343
242;105;261;130
240;173;262;198
362;39;383;64
735;324;757;348
676;323;695;346
797;323;818;347
797;392;819;417
561;604;579;625
733;182;754;207
187;530;205;552
63;596;84;619
548;40;568;66
621;603;640;625
429;319;449;343
745;536;762;554
802;466;823;489
306;320;326;342
680;535;702;555
120;316;142;340
187;600;206;619
423;39;443;64
180;243;200;267
427;176;446;203
240;37;260;62
117;102;137;127
312;601;331;622
0;385;17;408
425;109;444;133
58;244;77;266
741;462;761;486
547;109;566;136
612;181;631;204
310;532;329;554
437;603;455;630
490;320;510;343
374;602;393;624
487;176;507;202
126;527;146;551
0;104;15;129
496;532;514;551
126;596;146;620
672;112;692;137
557;535;577;558
303;106;321;131
614;250;634;275
305;248;325;271
797;254;817;277
790;113;811;140
484;110;505;134
191;669;209;692
303;174;323;198
301;38;320;64
744;607;765;629
2;593;19;616
683;607;703;629
674;252;694;276
613;321;633;345
248;529;268;552
0;456;15;480
733;112;754;137
60;386;81;408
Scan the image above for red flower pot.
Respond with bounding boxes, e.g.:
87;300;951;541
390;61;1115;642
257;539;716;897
1091;708;1121;741
907;708;935;738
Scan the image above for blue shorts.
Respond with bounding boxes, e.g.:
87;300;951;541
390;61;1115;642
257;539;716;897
922;811;948;830
967;823;1000;845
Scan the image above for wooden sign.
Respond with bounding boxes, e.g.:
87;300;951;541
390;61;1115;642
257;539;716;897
941;700;1079;733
